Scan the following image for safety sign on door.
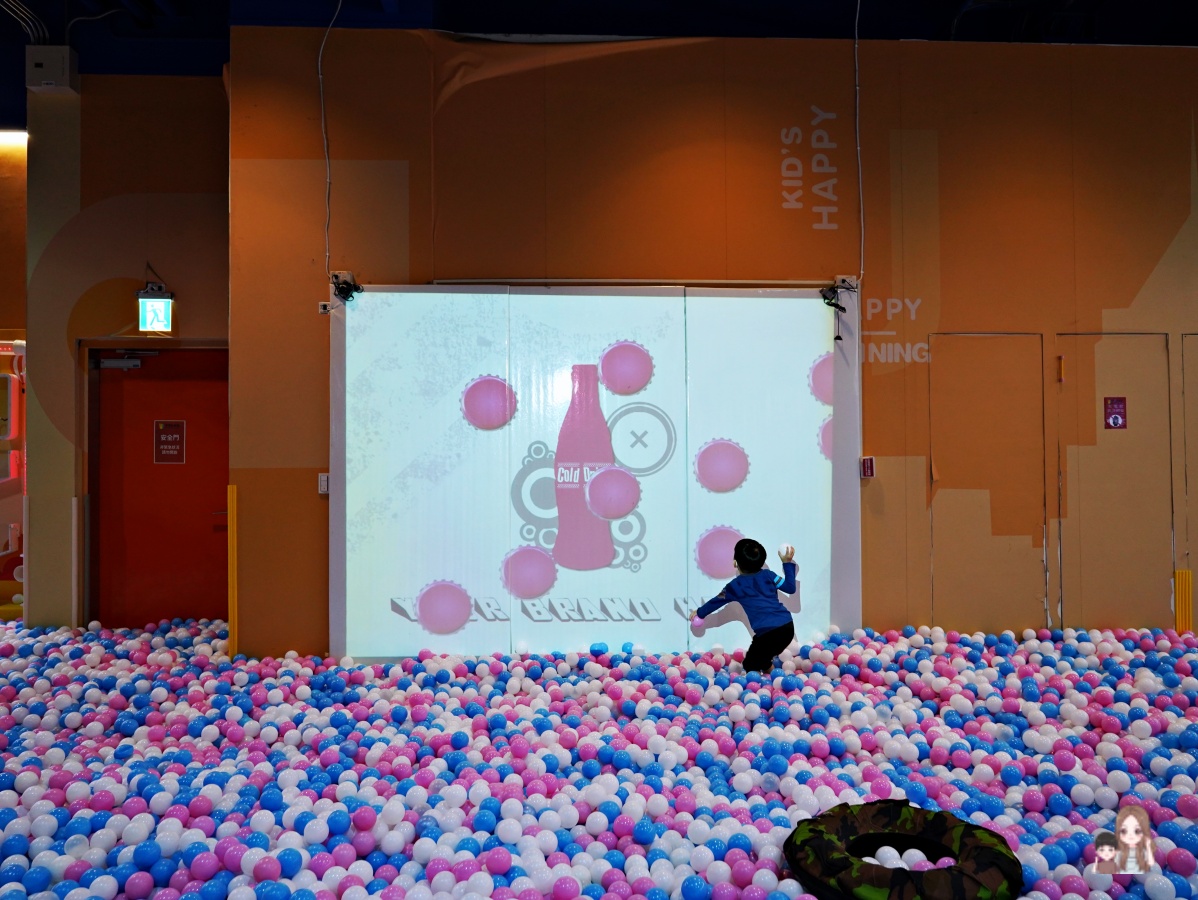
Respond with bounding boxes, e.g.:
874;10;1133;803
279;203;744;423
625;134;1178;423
1104;397;1127;430
154;420;186;463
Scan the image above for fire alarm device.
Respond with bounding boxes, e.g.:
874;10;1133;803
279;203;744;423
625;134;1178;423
860;456;875;478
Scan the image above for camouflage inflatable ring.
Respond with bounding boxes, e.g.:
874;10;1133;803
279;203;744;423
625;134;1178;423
782;799;1023;900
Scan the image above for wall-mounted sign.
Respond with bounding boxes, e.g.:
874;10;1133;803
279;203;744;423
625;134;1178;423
1104;397;1127;429
154;420;186;463
138;297;174;333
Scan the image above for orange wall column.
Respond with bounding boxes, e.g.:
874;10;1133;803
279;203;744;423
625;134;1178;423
228;28;432;657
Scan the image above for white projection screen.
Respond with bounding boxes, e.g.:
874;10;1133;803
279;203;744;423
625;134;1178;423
330;286;861;659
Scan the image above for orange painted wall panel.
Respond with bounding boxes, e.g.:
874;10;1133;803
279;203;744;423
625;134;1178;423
541;40;727;280
431;39;549;280
723;39;865;281
220;31;1198;650
81;76;228;208
231;466;330;658
0;145;25;332
9;30;1192;646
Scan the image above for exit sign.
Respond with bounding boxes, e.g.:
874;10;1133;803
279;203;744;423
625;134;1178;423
138;297;174;333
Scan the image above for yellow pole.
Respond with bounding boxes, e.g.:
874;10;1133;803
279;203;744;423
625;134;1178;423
228;484;238;657
1177;570;1193;634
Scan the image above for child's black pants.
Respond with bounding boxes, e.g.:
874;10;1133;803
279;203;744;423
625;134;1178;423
743;620;795;673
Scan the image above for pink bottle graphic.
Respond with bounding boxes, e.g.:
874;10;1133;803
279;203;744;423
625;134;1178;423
553;364;616;570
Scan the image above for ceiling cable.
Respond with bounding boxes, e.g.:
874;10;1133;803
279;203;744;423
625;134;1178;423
318;0;344;283
7;0;47;42
65;8;126;42
1;0;38;42
853;0;864;288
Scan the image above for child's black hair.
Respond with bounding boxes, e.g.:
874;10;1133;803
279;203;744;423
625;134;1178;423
733;539;767;574
1094;832;1118;850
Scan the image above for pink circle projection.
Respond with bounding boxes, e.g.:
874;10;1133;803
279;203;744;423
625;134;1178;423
415;581;473;634
461;376;517;430
809;352;834;406
695;526;744;579
599;341;654;395
501;546;557;600
819;415;833;461
585;466;641;520
694;439;750;493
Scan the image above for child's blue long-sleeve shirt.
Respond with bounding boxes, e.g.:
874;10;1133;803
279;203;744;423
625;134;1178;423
696;561;797;634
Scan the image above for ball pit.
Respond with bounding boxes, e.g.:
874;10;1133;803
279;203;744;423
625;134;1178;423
0;621;1194;900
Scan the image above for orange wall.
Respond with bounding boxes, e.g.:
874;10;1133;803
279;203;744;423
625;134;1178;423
227;31;1198;654
24;75;228;628
14;32;1196;649
0;138;25;333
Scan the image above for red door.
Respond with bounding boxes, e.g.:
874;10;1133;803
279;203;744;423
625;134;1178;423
93;349;228;628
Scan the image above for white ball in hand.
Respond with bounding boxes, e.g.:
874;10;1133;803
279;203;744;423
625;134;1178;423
778;543;794;558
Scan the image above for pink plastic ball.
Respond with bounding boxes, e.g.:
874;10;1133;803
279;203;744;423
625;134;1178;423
253;858;282;882
1168;848;1197;877
415;580;473;634
586;467;641;520
223;845;248;873
461;376;517;430
1177;794;1198;819
731;861;756;887
91;790;114;811
553;878;581;900
452;860;481;881
191;853;221;880
695;526;744;579
1053;750;1075;771
126;872;154;900
485;848;512;875
1060;875;1088;896
599;341;654;395
501;546;557;600
695;440;750;493
809;352;834;405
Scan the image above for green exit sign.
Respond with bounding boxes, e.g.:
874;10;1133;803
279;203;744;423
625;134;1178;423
138;296;174;333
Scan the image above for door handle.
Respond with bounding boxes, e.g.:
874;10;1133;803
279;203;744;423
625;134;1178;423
212;511;227;515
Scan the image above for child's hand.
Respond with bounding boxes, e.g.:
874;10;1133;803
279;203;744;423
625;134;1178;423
778;543;795;563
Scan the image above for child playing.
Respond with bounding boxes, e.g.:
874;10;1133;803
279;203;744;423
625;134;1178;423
691;539;798;673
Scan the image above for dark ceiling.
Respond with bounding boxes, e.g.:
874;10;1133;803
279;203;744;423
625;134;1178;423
2;0;1198;128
